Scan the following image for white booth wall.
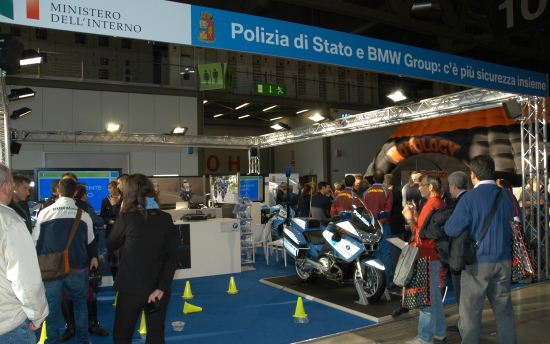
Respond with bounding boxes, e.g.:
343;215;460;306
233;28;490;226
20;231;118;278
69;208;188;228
9;86;199;175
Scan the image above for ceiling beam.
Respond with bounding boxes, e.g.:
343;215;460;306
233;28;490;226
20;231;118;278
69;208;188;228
274;0;549;62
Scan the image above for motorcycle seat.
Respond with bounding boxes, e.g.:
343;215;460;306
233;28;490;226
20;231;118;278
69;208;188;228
303;230;326;245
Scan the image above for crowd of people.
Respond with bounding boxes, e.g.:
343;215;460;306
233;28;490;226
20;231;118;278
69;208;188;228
0;165;178;344
0;154;525;343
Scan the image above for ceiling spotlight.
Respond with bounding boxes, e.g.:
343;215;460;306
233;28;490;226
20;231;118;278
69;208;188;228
262;105;278;112
20;49;42;66
308;113;325;122
213;113;224;118
270;122;291;131
269;116;283;121
10;107;31;120
296;109;309;114
238;114;250;119
106;122;123;133
203;100;208;104
8;87;35;101
235;102;250;110
387;90;407;102
171;126;188;135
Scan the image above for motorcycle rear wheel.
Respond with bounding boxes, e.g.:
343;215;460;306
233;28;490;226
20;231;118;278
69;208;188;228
355;265;386;302
295;255;317;282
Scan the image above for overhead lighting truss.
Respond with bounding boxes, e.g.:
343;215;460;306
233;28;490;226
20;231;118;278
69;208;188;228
255;88;517;148
11;130;257;149
0;70;9;166
11;88;517;150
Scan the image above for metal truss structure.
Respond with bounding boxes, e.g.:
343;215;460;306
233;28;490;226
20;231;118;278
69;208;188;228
11;130;257;149
13;88;515;150
0;70;10;167
520;96;548;281
255;88;516;147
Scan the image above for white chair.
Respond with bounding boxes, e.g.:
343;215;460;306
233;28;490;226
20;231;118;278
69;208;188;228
251;223;268;264
266;237;287;267
254;217;288;267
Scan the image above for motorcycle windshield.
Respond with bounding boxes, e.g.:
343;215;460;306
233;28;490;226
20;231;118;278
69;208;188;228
350;198;380;234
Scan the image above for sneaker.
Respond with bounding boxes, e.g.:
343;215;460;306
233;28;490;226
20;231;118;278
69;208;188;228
433;336;447;344
405;337;433;344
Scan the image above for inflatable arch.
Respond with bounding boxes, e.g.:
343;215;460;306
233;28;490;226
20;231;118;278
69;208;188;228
367;106;525;184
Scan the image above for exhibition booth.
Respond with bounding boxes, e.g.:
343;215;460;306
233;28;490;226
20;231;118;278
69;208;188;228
0;1;547;343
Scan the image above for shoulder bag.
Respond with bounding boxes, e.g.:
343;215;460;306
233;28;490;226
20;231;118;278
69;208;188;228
464;189;502;266
38;209;83;281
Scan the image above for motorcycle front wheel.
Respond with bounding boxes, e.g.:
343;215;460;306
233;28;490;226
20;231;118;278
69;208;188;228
354;265;386;302
295;254;317;282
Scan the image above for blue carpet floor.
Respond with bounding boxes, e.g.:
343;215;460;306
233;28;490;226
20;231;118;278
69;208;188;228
43;251;533;343
59;252;374;343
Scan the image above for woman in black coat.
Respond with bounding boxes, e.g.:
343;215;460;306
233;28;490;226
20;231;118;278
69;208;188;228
107;174;178;344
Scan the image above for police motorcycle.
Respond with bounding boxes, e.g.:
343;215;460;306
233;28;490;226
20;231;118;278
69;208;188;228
261;204;295;239
282;199;387;304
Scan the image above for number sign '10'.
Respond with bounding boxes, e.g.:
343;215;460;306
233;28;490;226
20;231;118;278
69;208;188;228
498;0;547;28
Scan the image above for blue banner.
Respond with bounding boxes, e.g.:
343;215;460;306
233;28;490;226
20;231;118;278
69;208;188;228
191;6;548;97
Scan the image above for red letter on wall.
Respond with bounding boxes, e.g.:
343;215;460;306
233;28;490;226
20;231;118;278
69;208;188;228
228;155;240;172
207;155;220;172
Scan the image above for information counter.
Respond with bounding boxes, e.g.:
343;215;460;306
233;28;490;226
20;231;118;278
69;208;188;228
172;218;241;279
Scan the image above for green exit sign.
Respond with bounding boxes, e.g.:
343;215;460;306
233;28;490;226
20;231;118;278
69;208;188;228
255;83;286;96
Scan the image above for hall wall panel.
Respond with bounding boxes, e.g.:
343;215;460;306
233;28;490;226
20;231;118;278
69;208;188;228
101;91;129;129
43;88;73;131
73;90;102;132
155;148;181;175
179;97;198;135
154;95;179;133
274;139;326;181
128;93;155;133
8;86;199;176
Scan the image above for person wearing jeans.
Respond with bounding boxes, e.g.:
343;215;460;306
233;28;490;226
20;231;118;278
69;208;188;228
417;260;446;342
403;173;447;344
0;163;49;344
43;271;89;343
33;178;98;344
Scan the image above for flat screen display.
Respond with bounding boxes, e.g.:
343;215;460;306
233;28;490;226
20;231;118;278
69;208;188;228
239;175;264;202
148;176;205;206
35;168;121;214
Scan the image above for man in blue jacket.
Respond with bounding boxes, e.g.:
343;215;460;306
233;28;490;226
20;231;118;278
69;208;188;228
445;155;516;344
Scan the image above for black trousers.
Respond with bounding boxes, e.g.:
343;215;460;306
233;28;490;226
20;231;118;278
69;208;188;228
113;292;170;344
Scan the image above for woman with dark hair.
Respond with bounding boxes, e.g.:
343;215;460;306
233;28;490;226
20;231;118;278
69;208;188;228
107;174;178;343
297;183;313;217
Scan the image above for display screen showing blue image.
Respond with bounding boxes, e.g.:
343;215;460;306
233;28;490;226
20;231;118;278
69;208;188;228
239;176;264;202
35;169;121;214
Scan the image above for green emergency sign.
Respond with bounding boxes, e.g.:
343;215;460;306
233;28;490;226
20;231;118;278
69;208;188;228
255;83;286;96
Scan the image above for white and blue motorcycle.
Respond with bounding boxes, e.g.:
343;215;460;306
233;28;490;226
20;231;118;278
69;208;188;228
283;199;387;304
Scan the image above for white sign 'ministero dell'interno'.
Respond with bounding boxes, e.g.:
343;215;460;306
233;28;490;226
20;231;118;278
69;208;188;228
0;0;191;45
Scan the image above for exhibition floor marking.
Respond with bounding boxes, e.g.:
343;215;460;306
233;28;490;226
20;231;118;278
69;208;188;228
260;275;405;323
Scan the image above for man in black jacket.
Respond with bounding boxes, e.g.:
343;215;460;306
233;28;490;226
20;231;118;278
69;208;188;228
420;170;469;334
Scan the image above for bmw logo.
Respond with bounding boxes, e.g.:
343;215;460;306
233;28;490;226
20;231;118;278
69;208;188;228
346;245;350;250
233;223;238;229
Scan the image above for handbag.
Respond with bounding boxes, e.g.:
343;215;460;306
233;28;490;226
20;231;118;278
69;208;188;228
508;195;535;281
38;209;82;281
464;189;503;266
402;257;431;309
393;243;419;287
